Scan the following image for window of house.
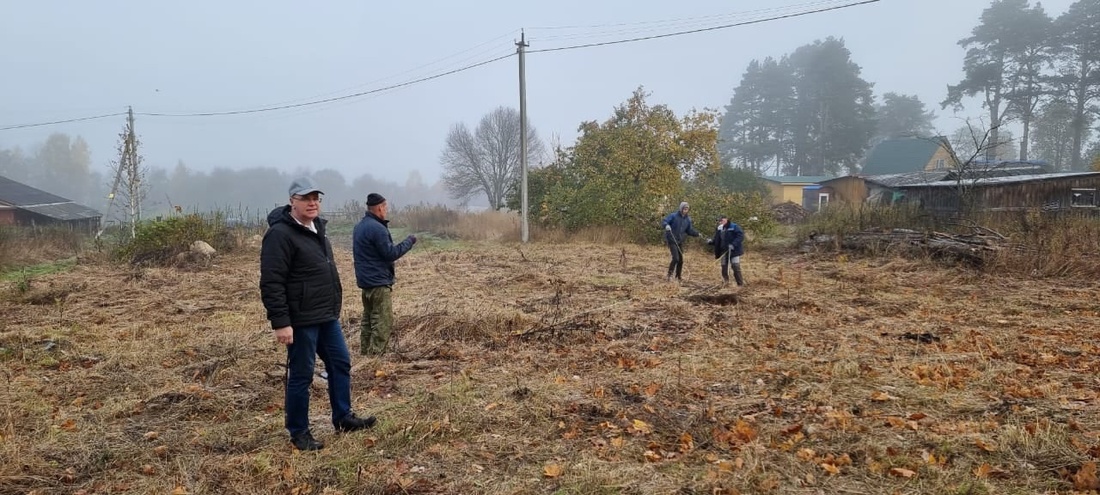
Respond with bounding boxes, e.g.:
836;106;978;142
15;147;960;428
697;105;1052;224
1071;188;1097;207
934;159;946;170
818;192;830;208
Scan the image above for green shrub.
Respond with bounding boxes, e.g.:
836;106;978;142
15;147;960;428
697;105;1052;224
112;213;234;265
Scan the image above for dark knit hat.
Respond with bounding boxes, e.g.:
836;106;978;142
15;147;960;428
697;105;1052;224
366;193;386;206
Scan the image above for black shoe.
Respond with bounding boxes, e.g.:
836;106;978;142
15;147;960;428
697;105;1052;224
291;431;324;451
335;413;377;433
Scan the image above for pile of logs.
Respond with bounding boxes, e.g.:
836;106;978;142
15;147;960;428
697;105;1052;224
802;228;1005;265
772;201;810;224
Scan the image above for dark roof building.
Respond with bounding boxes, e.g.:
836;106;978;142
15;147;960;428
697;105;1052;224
0;175;101;231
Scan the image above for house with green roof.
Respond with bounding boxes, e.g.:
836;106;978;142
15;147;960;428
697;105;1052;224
860;137;956;175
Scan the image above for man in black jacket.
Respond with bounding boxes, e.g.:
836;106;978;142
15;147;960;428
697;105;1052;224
260;177;376;451
352;192;417;355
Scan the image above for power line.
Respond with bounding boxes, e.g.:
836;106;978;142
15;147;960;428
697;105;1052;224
136;52;514;118
529;0;879;54
527;0;848;40
0;111;128;131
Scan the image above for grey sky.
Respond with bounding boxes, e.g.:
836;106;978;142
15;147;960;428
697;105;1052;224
0;0;1077;185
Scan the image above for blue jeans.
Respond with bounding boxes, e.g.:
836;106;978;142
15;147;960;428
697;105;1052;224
285;319;352;436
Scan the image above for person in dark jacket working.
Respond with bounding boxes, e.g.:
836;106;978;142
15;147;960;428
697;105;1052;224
260;177;376;451
708;215;746;286
353;193;417;356
661;201;703;282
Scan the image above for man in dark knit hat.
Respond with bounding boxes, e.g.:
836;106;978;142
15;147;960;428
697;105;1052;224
352;192;417;355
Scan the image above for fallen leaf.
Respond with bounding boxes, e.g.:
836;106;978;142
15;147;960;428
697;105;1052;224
484;402;499;411
631;419;653;435
908;412;927;421
870;391;894;402
889;467;916;478
59;419;77;431
820;462;840;475
644;383;661;396
543;463;564;478
170;487;187;495
143;431;159;441
643;450;662;462
974;438;997;452
679;432;694;453
153;445;169;457
140;464;156;475
1074;462;1100;490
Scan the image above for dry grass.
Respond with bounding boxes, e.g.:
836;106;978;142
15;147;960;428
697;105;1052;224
2;238;1100;494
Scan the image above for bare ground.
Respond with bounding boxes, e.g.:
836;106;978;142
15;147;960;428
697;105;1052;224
1;241;1099;494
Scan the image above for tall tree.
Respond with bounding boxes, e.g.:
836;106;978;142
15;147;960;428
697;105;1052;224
1052;0;1100;170
441;106;545;210
1002;2;1054;161
787;37;876;176
873;92;937;141
718;56;796;174
944;0;1032;161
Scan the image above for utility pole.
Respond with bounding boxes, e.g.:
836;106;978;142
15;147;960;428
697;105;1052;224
517;30;529;243
125;106;140;238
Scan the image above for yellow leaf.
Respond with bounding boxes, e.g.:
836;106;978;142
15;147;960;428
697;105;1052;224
820;462;840;475
921;450;936;465
543;463;564;478
59;419;77;431
974;438;997;452
716;460;737;472
889;467;916;478
643;450;662;462
632;419;653;435
644;383;661;396
797;448;816;461
610;436;625;448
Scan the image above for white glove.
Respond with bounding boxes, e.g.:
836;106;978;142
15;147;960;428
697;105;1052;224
706;237;713;244
664;224;671;232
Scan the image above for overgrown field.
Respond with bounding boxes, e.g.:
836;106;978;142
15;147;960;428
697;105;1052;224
1;239;1099;494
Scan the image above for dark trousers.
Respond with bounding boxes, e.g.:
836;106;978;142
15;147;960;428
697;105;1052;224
667;241;683;279
285;319;352;436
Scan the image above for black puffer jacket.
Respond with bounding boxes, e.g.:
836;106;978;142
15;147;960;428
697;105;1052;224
260;206;343;329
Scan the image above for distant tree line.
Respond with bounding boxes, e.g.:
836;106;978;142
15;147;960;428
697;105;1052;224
0;135;456;224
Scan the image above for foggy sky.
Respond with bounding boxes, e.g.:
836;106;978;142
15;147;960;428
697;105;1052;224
0;0;1078;186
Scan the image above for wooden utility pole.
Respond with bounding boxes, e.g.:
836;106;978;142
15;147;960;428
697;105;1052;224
124;106;140;238
517;30;529;243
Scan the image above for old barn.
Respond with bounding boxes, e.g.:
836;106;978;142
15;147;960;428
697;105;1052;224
0;175;102;232
896;171;1100;215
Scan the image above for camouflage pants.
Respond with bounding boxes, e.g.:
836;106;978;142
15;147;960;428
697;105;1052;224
360;286;393;356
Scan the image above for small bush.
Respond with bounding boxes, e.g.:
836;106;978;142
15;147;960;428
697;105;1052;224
112;213;235;265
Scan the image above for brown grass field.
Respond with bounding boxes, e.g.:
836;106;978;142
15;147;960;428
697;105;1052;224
2;233;1099;494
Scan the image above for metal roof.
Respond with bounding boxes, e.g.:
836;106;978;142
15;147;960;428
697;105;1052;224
0;175;70;206
18;202;102;221
860;171;951;187
762;175;831;184
0;175;101;221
